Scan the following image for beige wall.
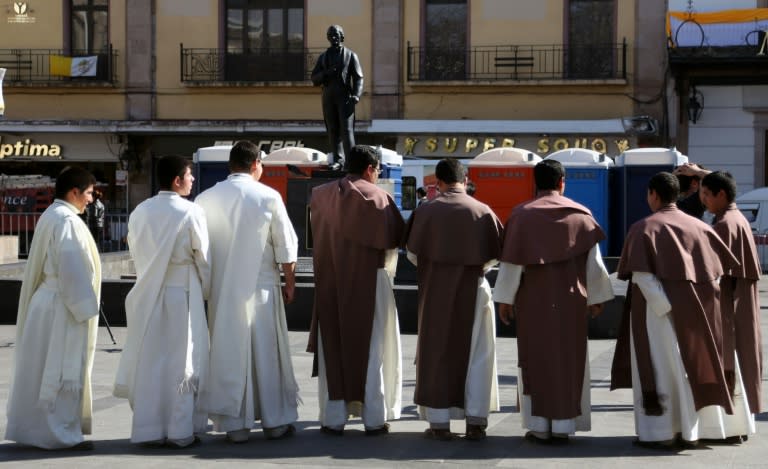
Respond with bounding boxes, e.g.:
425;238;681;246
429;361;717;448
0;5;63;48
5;91;125;120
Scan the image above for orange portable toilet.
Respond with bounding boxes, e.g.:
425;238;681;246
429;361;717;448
468;147;542;223
261;147;328;203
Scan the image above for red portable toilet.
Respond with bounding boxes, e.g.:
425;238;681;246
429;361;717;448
468;147;542;223
261;147;328;203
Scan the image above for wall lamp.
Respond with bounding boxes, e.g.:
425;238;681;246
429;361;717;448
688;86;704;124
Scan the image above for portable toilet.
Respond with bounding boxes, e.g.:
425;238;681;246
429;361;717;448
609;147;688;256
262;147;327;203
545;148;614;255
377;146;403;210
192;145;238;197
468;147;542;223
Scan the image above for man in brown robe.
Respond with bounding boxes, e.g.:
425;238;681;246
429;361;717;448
308;145;405;436
404;158;503;441
493;160;614;444
610;171;739;449
700;170;761;439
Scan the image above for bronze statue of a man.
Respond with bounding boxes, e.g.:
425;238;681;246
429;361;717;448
311;25;364;170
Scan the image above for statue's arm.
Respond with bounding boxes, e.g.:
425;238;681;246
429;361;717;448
349;52;364;101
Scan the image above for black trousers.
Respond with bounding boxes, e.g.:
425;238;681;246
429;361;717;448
321;88;356;168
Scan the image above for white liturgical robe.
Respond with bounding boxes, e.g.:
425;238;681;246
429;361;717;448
196;173;300;435
492;244;613;435
114;191;211;444
629;272;753;443
6;199;101;449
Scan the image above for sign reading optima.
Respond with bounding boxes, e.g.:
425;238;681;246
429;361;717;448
0;137;61;159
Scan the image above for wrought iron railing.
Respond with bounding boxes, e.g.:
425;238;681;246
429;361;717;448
180;44;325;83
0;211;127;257
0;45;118;84
407;41;627;81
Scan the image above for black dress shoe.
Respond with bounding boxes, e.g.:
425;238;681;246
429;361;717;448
424;428;453;441
320;426;344;436
365;423;390;436
267;424;296;440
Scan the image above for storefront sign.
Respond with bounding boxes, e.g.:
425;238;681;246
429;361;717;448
0;137;61;159
7;2;35;24
399;135;632;157
215;139;306;153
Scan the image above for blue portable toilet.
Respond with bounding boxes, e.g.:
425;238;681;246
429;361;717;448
192;145;236;198
545;148;613;255
609;148;688;256
377;146;403;210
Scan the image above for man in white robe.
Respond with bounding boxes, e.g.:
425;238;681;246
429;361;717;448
403;158;503;441
5;167;101;450
610;172;741;449
493;160;614;444
308;145;404;436
113;156;211;448
196;140;300;443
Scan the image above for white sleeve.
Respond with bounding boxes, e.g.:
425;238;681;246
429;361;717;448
270;197;298;264
632;272;671;317
384;248;399;279
586;244;614;305
57;220;99;323
492;261;524;305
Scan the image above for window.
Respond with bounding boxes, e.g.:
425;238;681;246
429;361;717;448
71;0;109;54
70;0;110;80
225;0;304;81
423;0;467;80
567;0;615;79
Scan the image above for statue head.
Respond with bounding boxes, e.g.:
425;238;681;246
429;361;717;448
327;25;344;47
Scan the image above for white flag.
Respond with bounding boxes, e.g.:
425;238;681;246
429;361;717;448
70;56;98;77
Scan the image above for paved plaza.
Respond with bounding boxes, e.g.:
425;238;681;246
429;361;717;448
1;280;767;468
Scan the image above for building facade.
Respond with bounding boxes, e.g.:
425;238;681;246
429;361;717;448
0;0;662;213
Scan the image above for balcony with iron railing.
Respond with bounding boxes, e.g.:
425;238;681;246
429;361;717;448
407;41;627;82
180;44;325;84
0;45;118;85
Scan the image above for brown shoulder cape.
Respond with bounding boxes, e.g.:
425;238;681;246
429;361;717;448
611;205;739;415
403;188;503;409
713;204;762;412
501;192;605;419
307;176;405;402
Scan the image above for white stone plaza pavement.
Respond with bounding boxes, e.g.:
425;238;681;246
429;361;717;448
1;280;767;468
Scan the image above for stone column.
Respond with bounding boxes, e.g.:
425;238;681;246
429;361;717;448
125;0;155;120
370;0;403;119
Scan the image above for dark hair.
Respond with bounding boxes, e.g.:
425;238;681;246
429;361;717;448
157;155;192;190
466;180;476;196
534;160;565;191
435;158;466;184
702;171;737;203
55;166;96;199
347;145;379;175
416;187;427;198
648;172;680;204
229;140;262;173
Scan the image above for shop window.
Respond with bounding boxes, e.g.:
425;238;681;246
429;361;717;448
566;0;615;79
225;0;305;81
423;0;467;80
70;0;110;79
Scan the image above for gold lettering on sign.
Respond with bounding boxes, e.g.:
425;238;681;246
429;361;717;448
483;138;496;152
614;139;630;153
0;137;61;159
553;138;569;151
425;138;438;152
444;137;458;153
501;138;515;147
537;139;550;154
404;137;418;155
759;30;768;56
465;138;479;153
591;139;607;153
